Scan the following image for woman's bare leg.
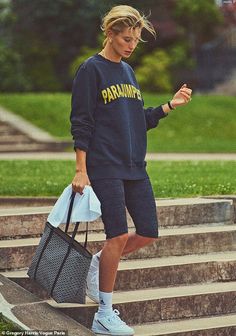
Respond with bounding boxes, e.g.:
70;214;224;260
122;232;156;256
99;233;129;292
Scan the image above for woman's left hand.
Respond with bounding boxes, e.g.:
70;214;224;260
171;84;192;108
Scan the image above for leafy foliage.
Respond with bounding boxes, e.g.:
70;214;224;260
0;313;22;332
69;46;98;78
0;0;224;91
136;49;172;92
0;40;31;91
174;0;224;46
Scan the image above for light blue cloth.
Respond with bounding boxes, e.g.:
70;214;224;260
47;184;101;227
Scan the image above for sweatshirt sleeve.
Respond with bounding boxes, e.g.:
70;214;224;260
70;63;97;152
143;99;168;131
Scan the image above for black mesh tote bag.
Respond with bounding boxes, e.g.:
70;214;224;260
27;191;92;304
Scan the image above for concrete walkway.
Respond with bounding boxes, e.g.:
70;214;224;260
0;152;235;160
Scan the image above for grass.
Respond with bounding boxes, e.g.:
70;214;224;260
0;93;70;140
0;93;235;152
0;160;235;198
145;93;236;153
0;313;22;332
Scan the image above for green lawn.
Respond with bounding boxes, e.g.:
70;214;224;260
0;160;235;197
0;93;70;140
0;93;235;152
0;313;22;332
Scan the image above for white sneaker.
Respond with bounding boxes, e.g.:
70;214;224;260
91;309;134;335
86;256;99;303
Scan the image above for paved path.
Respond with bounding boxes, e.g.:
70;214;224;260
0;152;235;160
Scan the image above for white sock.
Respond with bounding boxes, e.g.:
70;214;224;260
97;291;113;316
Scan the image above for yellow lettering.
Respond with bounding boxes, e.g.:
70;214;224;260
132;86;138;98
107;88;114;103
101;84;142;104
121;84;127;97
137;89;142;100
110;85;119;99
126;84;133;98
116;84;124;97
101;89;108;104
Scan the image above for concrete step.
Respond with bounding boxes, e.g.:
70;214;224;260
0;122;22;136
132;313;236;335
0;197;57;209
0;127;22;136
0;206;52;239
0;110;72;152
0;198;234;239
0;141;71;152
1;223;236;270
46;281;236;327
0;143;54;152
1;251;236;298
0;274;94;335
0;134;32;144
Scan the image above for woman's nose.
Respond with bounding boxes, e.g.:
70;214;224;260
129;41;136;50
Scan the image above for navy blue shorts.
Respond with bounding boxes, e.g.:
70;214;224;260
90;176;159;239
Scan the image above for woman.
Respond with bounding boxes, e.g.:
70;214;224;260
70;5;192;336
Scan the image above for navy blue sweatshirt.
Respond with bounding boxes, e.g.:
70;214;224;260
70;53;168;180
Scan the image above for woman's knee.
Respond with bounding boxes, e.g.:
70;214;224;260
106;232;129;249
110;232;129;244
138;234;157;246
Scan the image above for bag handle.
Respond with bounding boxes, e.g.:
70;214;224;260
65;190;76;233
65;190;89;249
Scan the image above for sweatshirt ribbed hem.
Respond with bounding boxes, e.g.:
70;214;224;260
87;164;148;180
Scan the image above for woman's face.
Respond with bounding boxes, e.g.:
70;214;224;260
109;26;141;59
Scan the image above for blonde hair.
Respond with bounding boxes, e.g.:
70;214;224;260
101;5;156;47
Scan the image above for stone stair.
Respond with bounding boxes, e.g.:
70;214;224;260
0;197;236;335
0;106;72;152
0;120;71;152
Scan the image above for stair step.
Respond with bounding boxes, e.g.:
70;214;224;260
0;134;32;144
0;197;57;209
0;206;52;215
1;251;236;297
3;250;236;275
46;281;236;326
0;143;53;152
0;122;22;135
1;224;236;270
0;198;234;239
0;128;22;136
0;273;94;335
132;313;236;335
117;250;236;289
0;143;70;153
0;206;52;239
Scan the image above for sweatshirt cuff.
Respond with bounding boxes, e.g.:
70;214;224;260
155;105;169;119
73;140;89;152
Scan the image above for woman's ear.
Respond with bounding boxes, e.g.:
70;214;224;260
107;29;115;43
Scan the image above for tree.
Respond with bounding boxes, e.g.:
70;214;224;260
0;0;225;91
174;0;224;53
5;0;112;90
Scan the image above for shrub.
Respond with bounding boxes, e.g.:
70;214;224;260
135;49;173;93
0;41;31;92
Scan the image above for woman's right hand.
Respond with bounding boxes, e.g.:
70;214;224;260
72;171;91;195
